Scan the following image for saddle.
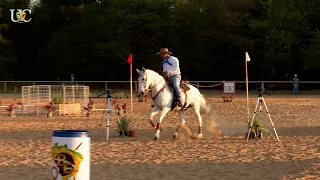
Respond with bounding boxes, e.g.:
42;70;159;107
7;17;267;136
164;77;191;110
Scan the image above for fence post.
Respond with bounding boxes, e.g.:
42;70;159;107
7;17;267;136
197;81;199;89
33;82;36;86
105;82;108;90
4;82;7;92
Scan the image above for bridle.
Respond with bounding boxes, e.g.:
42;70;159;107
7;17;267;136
140;73;166;101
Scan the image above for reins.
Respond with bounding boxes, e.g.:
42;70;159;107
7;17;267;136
146;78;165;91
144;73;224;103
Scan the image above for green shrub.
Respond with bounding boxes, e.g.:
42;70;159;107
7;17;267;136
117;116;130;132
247;116;272;136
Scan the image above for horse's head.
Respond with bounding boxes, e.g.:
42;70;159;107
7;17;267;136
136;67;150;96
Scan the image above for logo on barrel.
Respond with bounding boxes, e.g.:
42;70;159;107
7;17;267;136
52;143;83;180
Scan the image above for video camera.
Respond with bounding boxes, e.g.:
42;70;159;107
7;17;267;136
258;88;271;96
96;89;112;98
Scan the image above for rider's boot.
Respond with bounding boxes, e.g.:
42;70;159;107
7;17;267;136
178;96;185;107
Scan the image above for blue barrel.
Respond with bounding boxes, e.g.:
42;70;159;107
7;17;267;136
52;130;90;180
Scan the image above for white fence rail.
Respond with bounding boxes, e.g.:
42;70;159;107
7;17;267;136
0;81;320;93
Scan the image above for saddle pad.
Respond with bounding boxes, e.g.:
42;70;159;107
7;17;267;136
164;79;190;110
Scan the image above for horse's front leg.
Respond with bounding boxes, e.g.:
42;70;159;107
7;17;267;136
154;107;171;140
173;110;186;139
149;105;160;129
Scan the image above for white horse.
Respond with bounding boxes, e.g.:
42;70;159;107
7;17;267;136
136;67;211;140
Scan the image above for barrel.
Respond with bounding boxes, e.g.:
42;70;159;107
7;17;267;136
52;130;90;180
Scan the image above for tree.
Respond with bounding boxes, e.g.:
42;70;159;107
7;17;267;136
1;0;320;81
301;29;320;69
41;0;179;80
247;0;314;79
0;7;14;80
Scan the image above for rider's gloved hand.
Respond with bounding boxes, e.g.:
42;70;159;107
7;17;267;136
162;71;169;80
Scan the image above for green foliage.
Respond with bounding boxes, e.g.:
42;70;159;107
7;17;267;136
117;116;130;132
115;89;129;98
301;29;320;69
0;7;14;80
0;0;320;80
247;116;272;136
53;96;63;104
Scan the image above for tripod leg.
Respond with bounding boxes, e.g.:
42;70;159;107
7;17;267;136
99;100;107;129
261;97;280;142
116;116;125;136
257;99;263;138
258;100;262;120
107;96;111;140
247;97;260;141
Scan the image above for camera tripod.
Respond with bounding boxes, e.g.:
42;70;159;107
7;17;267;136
247;89;280;142
96;89;113;140
97;89;126;140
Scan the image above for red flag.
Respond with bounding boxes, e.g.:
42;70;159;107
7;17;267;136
127;54;132;63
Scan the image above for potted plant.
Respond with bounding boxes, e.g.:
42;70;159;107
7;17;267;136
246;117;258;138
84;99;94;117
254;116;272;138
6;104;17;117
125;117;136;137
246;116;271;139
45;100;55;118
114;100;130;136
117;116;130;136
129;126;135;137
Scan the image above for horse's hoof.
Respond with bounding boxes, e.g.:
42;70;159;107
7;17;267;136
191;134;198;139
153;136;159;140
173;134;178;139
198;133;203;138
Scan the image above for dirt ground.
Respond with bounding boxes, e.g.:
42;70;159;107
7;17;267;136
0;93;319;180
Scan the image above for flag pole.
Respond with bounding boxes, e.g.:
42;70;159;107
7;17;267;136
127;54;133;112
130;61;133;112
245;52;250;122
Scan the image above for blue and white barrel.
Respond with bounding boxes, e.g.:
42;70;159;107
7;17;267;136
52;130;90;180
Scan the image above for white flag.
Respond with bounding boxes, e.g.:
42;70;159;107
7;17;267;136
246;52;251;62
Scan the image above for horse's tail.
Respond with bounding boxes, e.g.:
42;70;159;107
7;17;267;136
200;95;211;115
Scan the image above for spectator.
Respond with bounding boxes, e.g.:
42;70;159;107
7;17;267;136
293;74;299;95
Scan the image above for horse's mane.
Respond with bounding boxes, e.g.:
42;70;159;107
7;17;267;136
146;69;162;78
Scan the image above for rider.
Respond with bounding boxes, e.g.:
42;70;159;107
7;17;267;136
156;48;185;107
